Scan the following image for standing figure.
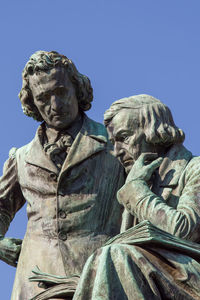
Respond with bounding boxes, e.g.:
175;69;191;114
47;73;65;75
0;51;124;300
73;94;200;300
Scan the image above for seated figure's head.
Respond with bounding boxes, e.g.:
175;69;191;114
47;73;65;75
19;51;93;129
104;94;185;172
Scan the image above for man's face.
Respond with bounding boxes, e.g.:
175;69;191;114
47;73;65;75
107;109;154;173
29;67;79;129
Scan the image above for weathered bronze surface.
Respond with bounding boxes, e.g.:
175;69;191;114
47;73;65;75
71;95;200;299
0;51;124;299
1;52;200;299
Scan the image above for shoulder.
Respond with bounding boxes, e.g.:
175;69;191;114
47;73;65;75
8;147;18;159
84;115;108;140
85;116;119;155
181;155;200;185
9;124;43;160
186;155;200;171
85;115;124;167
8;137;35;162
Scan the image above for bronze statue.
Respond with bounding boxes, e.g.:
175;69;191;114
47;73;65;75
0;51;124;300
71;95;200;299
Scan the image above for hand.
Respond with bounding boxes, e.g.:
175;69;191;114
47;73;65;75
0;236;22;267
126;153;163;183
29;266;79;289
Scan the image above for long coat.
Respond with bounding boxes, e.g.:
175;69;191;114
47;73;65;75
73;144;200;300
0;115;124;300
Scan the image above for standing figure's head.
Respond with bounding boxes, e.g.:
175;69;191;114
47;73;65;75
19;50;93;129
104;94;185;173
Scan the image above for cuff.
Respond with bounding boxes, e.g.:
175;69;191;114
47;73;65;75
117;179;153;214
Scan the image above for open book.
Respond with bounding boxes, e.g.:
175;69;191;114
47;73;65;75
105;220;200;259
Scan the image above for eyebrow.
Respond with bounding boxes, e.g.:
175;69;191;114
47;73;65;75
35;92;45;99
35;85;66;99
113;129;130;138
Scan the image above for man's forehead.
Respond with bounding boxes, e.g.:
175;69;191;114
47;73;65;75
111;109;139;133
29;67;69;89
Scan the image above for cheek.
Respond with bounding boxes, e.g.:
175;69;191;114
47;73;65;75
128;137;144;160
70;99;79;114
129;144;140;159
127;137;137;152
63;95;77;109
35;103;50;117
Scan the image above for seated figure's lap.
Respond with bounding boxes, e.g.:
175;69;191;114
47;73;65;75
73;243;200;300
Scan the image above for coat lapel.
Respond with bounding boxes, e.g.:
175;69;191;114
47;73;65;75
60;115;107;174
25;128;59;175
25;116;108;176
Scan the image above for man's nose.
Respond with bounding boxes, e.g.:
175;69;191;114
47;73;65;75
51;95;63;111
114;142;124;157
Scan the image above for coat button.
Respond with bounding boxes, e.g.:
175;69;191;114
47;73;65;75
58;231;67;241
49;173;57;181
58;210;67;219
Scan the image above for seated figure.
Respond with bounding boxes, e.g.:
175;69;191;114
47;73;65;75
72;94;200;300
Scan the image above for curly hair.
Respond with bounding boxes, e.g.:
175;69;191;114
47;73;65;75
104;94;185;147
19;51;93;121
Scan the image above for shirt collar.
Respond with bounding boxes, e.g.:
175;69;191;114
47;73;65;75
39;114;83;144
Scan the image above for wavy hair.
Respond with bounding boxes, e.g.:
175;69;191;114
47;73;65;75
104;94;185;146
19;51;93;121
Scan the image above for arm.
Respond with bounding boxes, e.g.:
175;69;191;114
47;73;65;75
0;149;25;266
117;153;200;242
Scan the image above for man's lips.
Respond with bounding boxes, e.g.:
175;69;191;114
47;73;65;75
121;159;133;166
51;112;67;118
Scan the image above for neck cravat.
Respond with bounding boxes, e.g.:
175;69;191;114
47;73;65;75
44;134;73;170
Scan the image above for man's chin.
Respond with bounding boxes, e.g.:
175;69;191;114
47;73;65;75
46;120;71;130
118;158;134;173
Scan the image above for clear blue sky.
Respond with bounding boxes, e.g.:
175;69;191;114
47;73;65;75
1;1;200;298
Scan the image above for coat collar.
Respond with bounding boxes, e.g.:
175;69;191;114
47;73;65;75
158;144;192;186
152;144;193;200
60;114;107;174
25;114;108;174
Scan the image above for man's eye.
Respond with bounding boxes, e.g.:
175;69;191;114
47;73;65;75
110;139;115;145
44;94;51;101
55;87;66;97
123;136;130;144
36;94;51;103
37;94;50;102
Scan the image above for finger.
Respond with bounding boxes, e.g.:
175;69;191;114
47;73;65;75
148;157;163;170
6;260;17;267
1;243;21;253
8;238;22;245
0;244;21;264
1;251;20;263
14;239;23;245
138;153;158;164
13;239;22;245
8;260;17;267
38;282;48;289
1;256;17;267
15;245;22;255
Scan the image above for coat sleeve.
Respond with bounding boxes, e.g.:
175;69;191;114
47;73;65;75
117;156;200;242
0;148;26;235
